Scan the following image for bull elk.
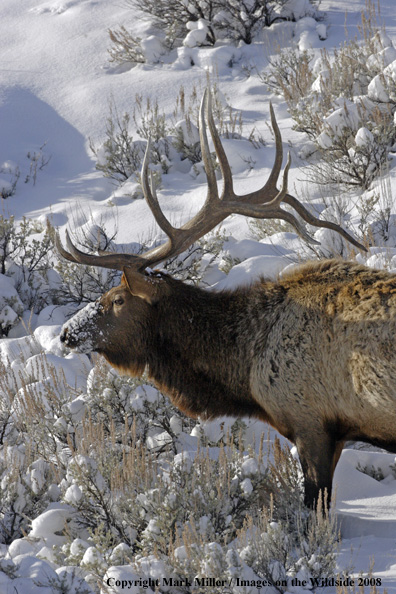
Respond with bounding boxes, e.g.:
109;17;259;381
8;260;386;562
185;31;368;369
56;91;394;510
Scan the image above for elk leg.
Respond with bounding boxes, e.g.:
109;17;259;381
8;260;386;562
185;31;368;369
332;440;344;476
296;432;342;509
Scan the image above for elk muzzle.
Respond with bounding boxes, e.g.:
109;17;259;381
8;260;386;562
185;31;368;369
60;300;104;354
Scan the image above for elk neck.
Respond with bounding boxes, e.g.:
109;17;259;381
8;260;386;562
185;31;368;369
145;278;277;421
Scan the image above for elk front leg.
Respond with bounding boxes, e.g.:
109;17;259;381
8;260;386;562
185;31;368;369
296;432;343;509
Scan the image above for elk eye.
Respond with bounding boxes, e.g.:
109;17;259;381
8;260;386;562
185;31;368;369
113;298;124;306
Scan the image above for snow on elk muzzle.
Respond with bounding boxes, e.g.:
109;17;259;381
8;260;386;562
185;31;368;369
60;300;104;354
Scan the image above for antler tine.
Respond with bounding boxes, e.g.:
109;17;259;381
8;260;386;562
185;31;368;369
55;229;148;270
283;194;367;251
141;138;178;242
205;89;234;199
230;102;284;208
264;151;292;209
222;151;319;245
55;228;78;264
139;136;207;268
199;89;220;204
265;102;284;193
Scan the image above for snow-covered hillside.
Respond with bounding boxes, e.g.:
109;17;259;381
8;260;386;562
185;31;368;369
1;0;396;592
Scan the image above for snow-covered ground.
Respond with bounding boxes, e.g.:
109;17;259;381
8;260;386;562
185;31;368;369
1;0;396;592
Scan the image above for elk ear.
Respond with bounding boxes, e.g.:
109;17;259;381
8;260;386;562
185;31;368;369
122;268;171;304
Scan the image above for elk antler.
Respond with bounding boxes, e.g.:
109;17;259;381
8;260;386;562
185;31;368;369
55;90;366;271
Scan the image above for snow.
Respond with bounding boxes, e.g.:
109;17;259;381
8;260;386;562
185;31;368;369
216;254;290;289
0;0;396;591
30;505;74;540
324;102;361;134
368;74;390;102
183;19;210;48
140;36;165;63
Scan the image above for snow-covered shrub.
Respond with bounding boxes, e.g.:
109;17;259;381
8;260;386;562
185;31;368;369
212;0;319;45
53;222;121;305
304;100;396;191
0;352;84;543
25;141;51;186
263;1;396;194
122;0;218;48
271;0;391;111
260;48;315;106
0;446;56;544
356;462;385;482
0;216;55;334
307;13;394;191
170;85;203;162
59;385;308;587
362;175;396;245
61;363;275;556
132;94;174;176
114;0;320;56
172;117;202;164
53;363;263;569
0;344;340;591
249;217;296;242
238;493;339;593
89;101;146;185
108;24;167;65
0;143;50;200
0;162;19;199
84;360;197;449
299;16;396;192
172;82;244;142
90;87;240;195
163;226;229;285
54;258;121;306
108;26;146;65
90;96;173;190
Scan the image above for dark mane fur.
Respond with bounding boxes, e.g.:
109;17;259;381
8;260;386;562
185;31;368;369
147;280;272;420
